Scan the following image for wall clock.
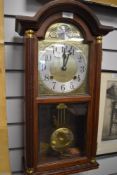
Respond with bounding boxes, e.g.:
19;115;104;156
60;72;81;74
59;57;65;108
15;0;113;174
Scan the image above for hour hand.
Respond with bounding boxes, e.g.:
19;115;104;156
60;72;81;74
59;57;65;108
61;49;72;71
61;48;67;71
62;59;68;71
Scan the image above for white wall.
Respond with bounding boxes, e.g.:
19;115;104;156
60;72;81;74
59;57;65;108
4;0;117;174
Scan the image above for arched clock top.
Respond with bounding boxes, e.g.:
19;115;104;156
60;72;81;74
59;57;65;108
15;0;113;37
35;15;94;41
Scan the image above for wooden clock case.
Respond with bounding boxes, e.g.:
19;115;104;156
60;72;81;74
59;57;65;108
15;0;113;174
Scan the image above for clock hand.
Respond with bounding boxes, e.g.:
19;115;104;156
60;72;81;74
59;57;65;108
62;49;72;71
61;48;67;71
62;55;69;70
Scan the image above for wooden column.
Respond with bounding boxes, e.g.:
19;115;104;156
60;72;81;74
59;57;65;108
0;0;11;174
91;36;103;161
24;30;38;174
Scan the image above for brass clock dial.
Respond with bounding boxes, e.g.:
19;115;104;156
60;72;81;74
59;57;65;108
39;43;87;93
38;23;89;96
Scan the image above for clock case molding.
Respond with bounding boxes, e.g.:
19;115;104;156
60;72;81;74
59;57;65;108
15;0;113;174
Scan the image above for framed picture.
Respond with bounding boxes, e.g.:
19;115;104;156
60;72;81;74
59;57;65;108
85;0;117;8
97;71;117;155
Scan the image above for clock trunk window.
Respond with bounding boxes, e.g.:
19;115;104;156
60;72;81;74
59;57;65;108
38;103;88;164
38;23;89;96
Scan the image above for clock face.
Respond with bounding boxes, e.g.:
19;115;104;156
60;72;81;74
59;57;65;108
39;43;87;93
38;22;89;96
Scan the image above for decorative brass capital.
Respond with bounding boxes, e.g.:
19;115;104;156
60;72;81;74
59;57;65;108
91;158;96;164
26;168;34;174
96;36;102;44
25;29;35;38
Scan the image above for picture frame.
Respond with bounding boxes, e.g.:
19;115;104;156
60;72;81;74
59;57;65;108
85;0;117;8
97;71;117;155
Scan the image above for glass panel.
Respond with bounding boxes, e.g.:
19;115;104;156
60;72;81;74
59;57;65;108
38;23;89;96
38;102;88;164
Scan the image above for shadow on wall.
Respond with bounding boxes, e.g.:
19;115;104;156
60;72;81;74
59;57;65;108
25;0;54;12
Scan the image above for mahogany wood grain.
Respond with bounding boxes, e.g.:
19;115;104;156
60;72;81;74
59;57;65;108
36;95;91;104
24;35;38;170
91;40;103;158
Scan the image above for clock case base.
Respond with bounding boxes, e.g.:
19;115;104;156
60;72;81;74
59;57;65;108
26;162;98;175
